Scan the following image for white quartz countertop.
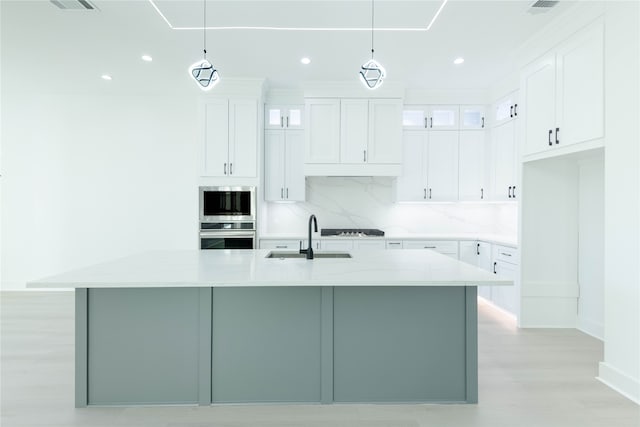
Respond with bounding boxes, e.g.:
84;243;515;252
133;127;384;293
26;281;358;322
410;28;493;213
28;249;513;289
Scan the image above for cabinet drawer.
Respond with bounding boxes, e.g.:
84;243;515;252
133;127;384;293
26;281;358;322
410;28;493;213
259;240;301;250
385;240;404;249
493;245;519;264
402;240;458;255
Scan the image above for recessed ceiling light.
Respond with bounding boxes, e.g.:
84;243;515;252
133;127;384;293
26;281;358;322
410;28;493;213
300;57;311;65
101;74;112;81
141;55;153;62
454;57;465;65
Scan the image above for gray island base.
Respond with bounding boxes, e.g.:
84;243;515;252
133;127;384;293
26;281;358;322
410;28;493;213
30;250;511;407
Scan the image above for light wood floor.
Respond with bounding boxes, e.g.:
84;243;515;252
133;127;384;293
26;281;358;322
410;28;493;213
1;291;638;427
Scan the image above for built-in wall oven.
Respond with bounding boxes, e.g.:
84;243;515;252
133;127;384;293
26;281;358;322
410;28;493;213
199;186;256;250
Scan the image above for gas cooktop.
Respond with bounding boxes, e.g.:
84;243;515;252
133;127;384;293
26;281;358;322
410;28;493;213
321;228;385;237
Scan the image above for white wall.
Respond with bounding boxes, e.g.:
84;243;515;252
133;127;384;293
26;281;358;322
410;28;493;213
599;0;640;404
577;156;604;340
0;91;200;290
262;177;517;237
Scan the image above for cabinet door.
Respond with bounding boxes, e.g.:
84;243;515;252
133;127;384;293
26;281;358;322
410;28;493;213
203;99;229;176
459;241;478;266
260;240;302;250
555;22;604;148
522;54;556;156
265;105;305;130
460;105;486;130
477;242;492;271
402;106;429;130
458;131;486;201
264;131;285;201
428;105;459;130
427;131;459;201
368;99;402;164
305;99;340;163
228;99;257;177
340;99;369;164
492;121;516;201
284;130;305;201
320;240;353;251
493;92;519;126
493;260;518;316
396;132;428;201
353;240;386;250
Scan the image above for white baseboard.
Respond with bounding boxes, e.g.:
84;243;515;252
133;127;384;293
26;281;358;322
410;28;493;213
598;362;640;404
577;317;604;341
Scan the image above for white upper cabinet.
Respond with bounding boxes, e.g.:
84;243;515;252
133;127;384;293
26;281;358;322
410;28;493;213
304;99;341;164
427;131;459;201
396;132;428;201
305;98;402;175
493;91;519;126
265;105;304;130
264;130;305;202
428;105;459;130
396;130;459;202
368;99;403;164
340;99;370;163
458;131;486;201
402;105;461;130
491;120;518;201
203;98;257;177
340;98;403;165
522;21;604;157
460;105;486;130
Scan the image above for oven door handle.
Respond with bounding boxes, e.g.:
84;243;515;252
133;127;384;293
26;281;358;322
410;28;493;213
199;231;256;238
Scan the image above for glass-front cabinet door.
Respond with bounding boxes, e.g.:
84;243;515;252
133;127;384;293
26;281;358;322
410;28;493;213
428;105;459;130
402;106;429;130
460;105;486;129
265;105;304;130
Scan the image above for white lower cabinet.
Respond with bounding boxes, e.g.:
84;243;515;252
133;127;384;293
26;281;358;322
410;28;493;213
491;245;519;316
259;240;302;250
385;241;403;249
319;240;352;251
402;240;458;259
353;240;386;250
459;241;492;299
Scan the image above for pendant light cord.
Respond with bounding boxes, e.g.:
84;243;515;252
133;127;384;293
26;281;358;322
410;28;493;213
203;0;207;59
370;0;374;59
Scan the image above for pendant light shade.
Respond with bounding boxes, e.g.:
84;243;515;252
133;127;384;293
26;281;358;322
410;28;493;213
190;57;219;90
190;0;220;90
359;0;385;90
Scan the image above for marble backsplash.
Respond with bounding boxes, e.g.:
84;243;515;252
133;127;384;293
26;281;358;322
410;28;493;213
260;177;518;237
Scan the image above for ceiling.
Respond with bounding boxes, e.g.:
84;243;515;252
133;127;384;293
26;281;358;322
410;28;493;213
0;0;574;95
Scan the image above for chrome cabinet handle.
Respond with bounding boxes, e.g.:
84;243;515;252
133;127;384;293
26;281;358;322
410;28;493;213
429;188;432;199
430;117;433;128
286;116;289;128
280;116;284;128
424;188;427;199
424;117;428;128
363;150;367;162
276;245;287;249
481;117;485;128
481;188;484;200
424;246;436;249
286;188;289;199
224;163;227;175
281;188;284;199
501;252;512;257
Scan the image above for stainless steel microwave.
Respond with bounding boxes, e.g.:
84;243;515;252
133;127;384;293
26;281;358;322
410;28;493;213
199;186;256;222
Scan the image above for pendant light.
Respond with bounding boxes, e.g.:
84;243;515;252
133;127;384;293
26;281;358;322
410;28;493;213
359;0;385;90
189;0;220;90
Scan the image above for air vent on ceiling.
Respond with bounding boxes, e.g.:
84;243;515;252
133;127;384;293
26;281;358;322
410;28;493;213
528;0;559;14
50;0;97;10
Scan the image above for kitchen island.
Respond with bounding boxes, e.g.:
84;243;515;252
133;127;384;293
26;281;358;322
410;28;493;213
30;249;512;407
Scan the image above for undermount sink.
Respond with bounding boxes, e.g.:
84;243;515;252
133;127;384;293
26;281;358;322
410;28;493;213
266;251;352;259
